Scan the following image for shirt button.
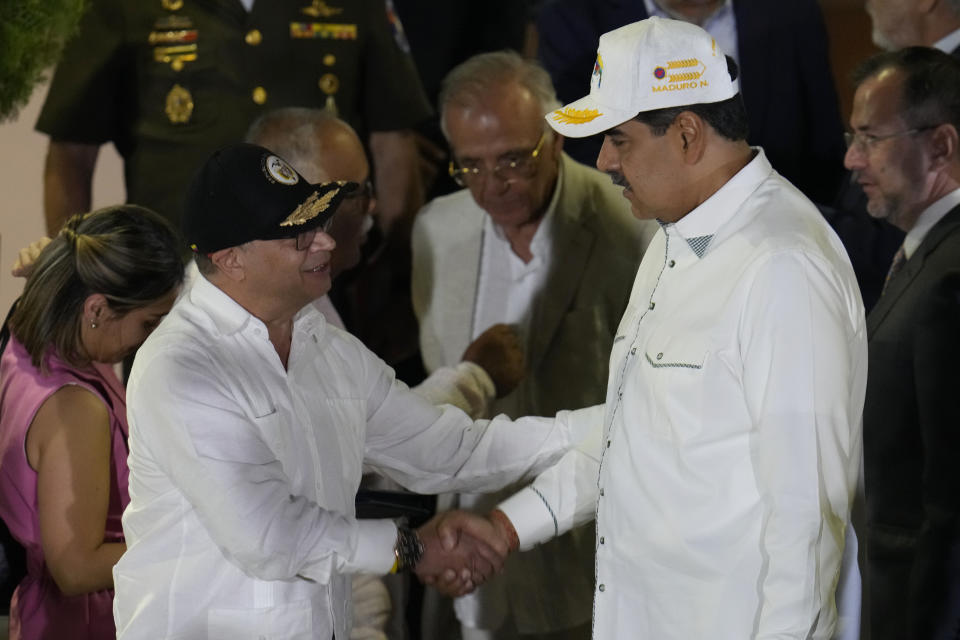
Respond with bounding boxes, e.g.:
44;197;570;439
606;440;611;448
648;301;656;310
599;536;605;544
630;347;636;355
245;29;262;45
252;86;267;104
656;352;663;360
599;488;604;496
668;259;676;268
598;584;606;592
323;53;336;66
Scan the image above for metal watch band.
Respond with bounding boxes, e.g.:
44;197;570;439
394;525;424;572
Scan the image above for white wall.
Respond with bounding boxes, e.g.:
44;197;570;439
0;81;124;317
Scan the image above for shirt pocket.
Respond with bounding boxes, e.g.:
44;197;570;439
642;335;710;443
207;599;313;640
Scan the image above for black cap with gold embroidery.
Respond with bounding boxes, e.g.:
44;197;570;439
182;142;357;254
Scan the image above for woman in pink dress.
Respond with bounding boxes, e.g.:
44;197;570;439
0;205;183;639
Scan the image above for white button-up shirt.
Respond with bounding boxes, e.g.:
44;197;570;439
115;275;587;640
500;150;867;639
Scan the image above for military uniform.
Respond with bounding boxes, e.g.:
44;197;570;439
37;0;431;230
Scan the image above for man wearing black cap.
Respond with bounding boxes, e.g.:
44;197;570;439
113;143;590;639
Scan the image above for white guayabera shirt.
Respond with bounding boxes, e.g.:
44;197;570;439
500;150;868;639
115;274;589;640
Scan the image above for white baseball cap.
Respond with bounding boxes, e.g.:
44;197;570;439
547;16;739;138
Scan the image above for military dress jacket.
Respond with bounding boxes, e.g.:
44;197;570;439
37;0;431;230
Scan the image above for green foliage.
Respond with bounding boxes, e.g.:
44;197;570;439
0;0;87;121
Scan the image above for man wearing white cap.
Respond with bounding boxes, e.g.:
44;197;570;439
439;17;868;638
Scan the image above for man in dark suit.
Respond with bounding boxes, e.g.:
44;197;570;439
844;47;960;640
827;0;960;313
536;0;846;204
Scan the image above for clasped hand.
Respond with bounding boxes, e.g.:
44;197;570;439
413;510;510;597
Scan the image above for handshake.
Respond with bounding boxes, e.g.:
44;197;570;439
411;509;520;597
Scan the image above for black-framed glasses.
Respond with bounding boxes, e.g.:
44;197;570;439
844;125;939;151
448;131;548;187
294;214;336;250
344;179;375;204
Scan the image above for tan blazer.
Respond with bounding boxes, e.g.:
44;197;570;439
413;152;657;418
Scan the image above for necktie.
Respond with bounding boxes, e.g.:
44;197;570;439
882;245;906;296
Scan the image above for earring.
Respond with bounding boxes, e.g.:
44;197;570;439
90;321;98;329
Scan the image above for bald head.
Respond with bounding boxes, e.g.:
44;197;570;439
866;0;960;50
246;108;373;276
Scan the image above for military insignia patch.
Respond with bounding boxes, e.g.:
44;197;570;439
154;15;193;30
165;84;194;124
301;0;343;18
289;22;357;39
263;154;300;186
148;29;198;45
154;44;198;70
384;0;410;53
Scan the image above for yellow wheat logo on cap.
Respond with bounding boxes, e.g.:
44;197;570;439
280;183;343;227
652;58;709;93
666;58;705;82
551;106;602;125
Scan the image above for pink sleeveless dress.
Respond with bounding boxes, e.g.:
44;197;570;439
0;337;130;639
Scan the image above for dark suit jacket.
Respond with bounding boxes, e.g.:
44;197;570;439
537;0;846;203
825;46;960;313
864;204;960;640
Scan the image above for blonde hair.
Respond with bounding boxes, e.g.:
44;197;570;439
10;205;184;370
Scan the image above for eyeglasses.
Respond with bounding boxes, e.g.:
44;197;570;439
448;131;548;187
844;125;939;151
294;214;336;250
343;179;375;206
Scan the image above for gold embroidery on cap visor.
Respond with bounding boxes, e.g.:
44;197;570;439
551;106;602;125
279;183;345;228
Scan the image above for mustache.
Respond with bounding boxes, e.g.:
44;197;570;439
607;172;628;187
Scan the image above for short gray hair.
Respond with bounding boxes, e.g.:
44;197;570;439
245;107;338;178
439;50;561;139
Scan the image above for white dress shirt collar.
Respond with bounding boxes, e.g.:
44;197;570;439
667;148;772;259
190;272;326;338
933;27;960;55
904;187;960;259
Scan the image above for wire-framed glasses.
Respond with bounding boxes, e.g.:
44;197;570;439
844;125;939;152
448;131;547;187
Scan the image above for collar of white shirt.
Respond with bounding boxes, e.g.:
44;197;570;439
933;27;960;55
664;147;773;259
903;187;960;259
190;272;326;338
